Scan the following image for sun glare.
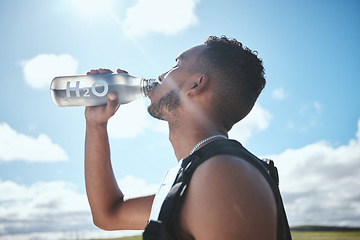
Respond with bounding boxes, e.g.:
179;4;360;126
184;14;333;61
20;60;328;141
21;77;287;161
70;0;112;16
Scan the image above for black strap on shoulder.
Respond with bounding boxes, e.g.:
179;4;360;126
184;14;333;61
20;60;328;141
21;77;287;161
143;139;292;240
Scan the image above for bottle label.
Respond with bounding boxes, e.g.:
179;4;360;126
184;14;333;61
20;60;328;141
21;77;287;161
66;80;109;98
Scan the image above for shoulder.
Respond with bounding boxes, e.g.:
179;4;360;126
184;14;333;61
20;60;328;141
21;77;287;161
179;155;277;240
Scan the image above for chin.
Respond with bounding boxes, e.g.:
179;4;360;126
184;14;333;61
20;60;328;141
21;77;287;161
147;104;165;121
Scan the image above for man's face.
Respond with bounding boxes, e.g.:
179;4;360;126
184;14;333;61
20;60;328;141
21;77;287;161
147;44;206;121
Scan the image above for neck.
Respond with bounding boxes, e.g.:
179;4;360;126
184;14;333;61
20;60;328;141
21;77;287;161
168;121;228;161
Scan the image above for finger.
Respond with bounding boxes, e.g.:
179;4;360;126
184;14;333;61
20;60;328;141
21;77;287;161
98;68;113;74
87;69;99;75
117;69;129;74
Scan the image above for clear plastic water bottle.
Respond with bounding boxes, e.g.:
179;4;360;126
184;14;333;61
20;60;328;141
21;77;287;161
50;73;158;107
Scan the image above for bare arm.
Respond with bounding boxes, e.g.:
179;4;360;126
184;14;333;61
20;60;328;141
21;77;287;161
84;69;154;230
179;155;277;239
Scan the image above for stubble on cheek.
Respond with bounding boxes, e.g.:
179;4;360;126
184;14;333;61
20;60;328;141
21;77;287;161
147;89;181;120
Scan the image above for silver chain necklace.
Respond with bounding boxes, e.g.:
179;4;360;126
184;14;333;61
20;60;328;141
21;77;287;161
190;135;227;155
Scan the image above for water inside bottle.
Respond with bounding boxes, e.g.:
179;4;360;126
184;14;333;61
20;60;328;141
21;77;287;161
51;84;143;107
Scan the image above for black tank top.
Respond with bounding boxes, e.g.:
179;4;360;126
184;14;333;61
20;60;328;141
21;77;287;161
143;139;292;240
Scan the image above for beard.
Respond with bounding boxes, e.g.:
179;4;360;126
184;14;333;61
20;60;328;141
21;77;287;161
147;89;181;120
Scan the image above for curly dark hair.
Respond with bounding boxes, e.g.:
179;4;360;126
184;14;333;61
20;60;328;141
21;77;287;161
196;36;266;131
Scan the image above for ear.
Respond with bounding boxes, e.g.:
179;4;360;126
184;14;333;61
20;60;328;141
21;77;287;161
186;74;209;96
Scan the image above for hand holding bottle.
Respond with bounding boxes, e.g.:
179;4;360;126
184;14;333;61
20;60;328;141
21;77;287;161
84;68;125;126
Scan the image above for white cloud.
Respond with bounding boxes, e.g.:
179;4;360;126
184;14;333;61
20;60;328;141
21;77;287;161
0;180;88;219
108;99;148;138
268;118;360;227
122;0;199;38
0;122;68;162
0;179;91;238
0;175;157;238
272;87;286;100
118;174;159;199
229;104;273;143
22;54;78;89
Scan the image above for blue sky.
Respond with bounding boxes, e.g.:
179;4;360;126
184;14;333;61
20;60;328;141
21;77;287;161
1;0;359;239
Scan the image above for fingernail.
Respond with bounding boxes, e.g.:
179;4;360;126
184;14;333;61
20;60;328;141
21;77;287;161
109;94;116;101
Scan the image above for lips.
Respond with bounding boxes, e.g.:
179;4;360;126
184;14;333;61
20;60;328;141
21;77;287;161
147;82;160;99
148;75;163;100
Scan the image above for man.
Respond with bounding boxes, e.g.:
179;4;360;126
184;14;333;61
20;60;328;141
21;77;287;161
84;36;291;239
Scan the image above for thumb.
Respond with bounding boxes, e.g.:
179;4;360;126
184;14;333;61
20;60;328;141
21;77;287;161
106;93;120;116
